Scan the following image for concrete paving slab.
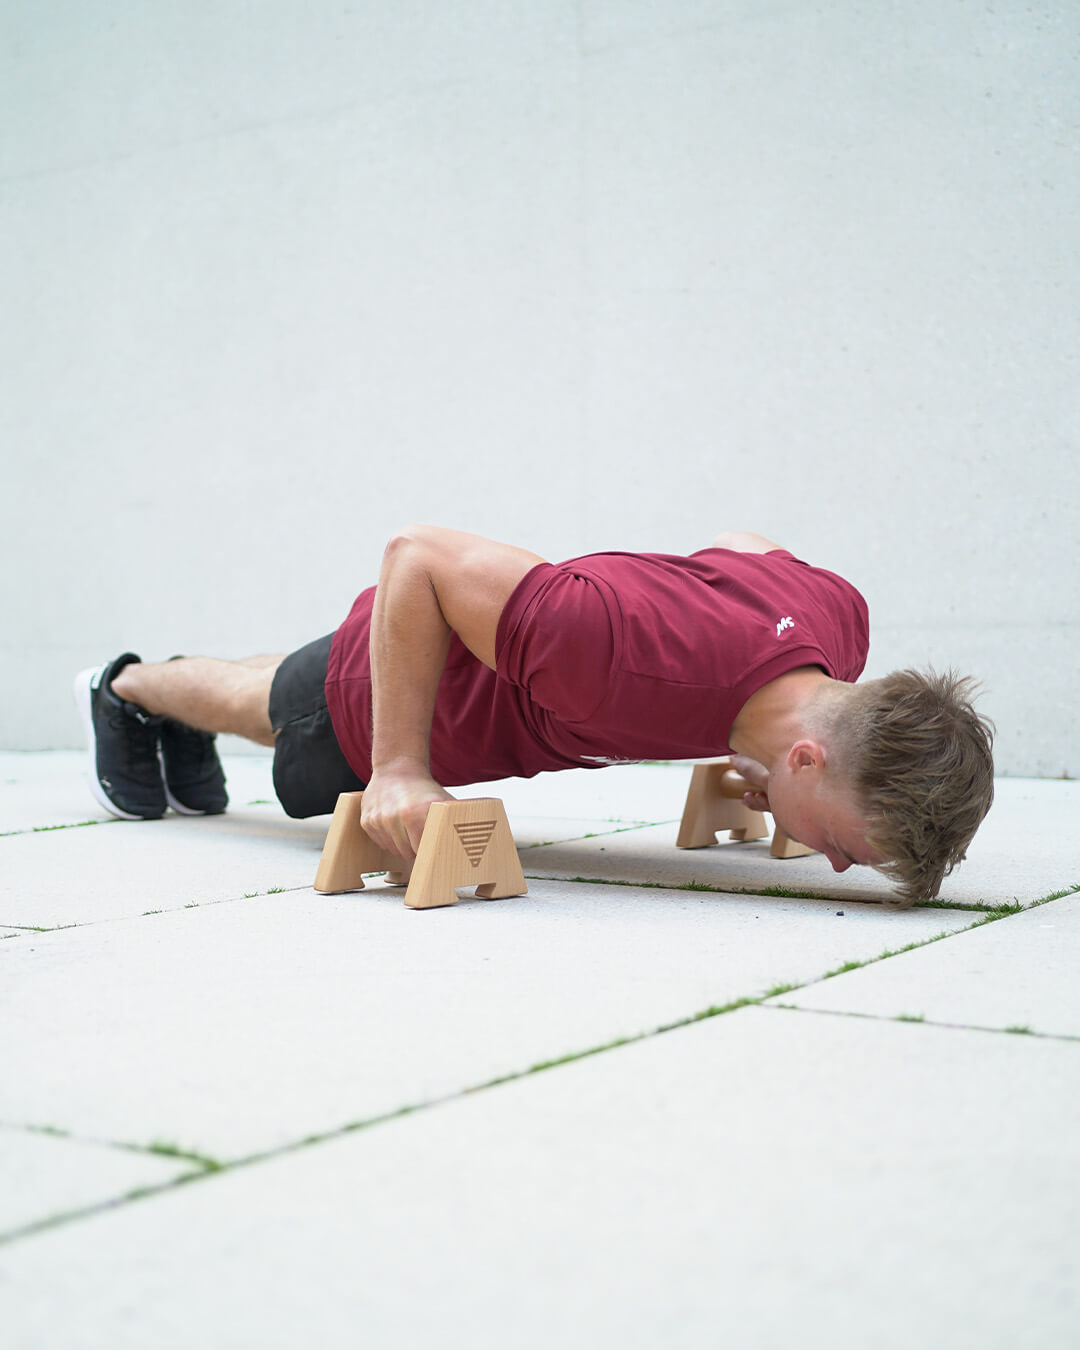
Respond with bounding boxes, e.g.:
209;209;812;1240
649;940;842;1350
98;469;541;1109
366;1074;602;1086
773;887;1080;1037
0;808;333;928
0;752;90;785
525;820;896;899
2;882;976;1159
523;777;1080;908
3;1008;1076;1349
0;1126;194;1239
0;752;114;832
0;753;279;834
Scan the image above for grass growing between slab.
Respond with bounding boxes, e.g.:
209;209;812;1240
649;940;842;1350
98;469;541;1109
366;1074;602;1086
0;818;116;839
4;923;78;933
12;1123;224;1174
143;1141;224;1171
0;884;312;934
763;881;1080;1040
530;872;1080;915
769;882;1078;991
540;871;1002;911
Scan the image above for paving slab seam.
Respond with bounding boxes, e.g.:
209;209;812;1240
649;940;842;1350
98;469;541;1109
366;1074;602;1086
1;923;80;934
2;1121;224;1172
0;1095;433;1249
0;884;316;934
528;874;1080;914
758;1002;1080;1044
0;819;118;840
756;886;1079;991
525;871;1005;912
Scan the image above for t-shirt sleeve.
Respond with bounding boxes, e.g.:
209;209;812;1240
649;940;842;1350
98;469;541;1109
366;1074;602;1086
495;563;620;722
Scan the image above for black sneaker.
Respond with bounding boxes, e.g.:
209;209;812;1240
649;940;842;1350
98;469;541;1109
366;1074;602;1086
160;718;228;815
73;653;167;820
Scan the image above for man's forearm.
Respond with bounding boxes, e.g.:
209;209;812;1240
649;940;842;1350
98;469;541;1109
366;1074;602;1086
369;530;451;776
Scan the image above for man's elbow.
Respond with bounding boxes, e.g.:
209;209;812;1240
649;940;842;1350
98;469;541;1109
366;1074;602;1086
711;531;784;554
382;525;439;565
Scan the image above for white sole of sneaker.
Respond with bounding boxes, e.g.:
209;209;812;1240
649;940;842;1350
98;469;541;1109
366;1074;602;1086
161;753;207;816
72;666;152;822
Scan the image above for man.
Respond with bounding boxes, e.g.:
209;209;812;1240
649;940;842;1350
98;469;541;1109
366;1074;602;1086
74;526;995;906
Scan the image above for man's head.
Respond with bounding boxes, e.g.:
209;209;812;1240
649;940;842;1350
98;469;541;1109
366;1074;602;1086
771;670;996;906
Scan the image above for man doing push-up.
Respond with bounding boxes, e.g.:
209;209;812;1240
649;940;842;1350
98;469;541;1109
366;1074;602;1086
74;526;995;907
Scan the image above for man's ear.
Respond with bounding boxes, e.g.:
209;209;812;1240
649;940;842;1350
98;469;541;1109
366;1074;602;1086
787;739;827;773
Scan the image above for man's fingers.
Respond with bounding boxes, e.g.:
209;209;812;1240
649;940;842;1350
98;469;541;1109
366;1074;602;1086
361;781;454;860
381;813;421;859
730;754;769;790
360;804;411;858
402;801;436;858
388;819;416;859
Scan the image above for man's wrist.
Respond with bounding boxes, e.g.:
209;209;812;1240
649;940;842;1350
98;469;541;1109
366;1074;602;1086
369;753;433;780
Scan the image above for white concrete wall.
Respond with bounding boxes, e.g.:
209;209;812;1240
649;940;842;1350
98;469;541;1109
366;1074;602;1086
2;1;1076;774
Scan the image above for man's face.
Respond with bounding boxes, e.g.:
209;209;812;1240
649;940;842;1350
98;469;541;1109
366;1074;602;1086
766;758;883;874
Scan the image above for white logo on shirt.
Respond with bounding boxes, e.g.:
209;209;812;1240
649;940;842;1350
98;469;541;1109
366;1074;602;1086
776;616;795;637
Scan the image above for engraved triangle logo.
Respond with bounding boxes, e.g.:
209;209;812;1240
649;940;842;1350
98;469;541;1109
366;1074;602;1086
453;819;497;869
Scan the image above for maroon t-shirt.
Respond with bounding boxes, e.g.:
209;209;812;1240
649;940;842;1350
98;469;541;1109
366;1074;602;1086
325;548;869;787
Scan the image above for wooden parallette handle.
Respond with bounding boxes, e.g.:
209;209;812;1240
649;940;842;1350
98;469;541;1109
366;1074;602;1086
676;760;815;859
313;791;528;909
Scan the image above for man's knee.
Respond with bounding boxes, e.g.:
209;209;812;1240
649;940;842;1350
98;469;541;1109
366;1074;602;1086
226;666;277;746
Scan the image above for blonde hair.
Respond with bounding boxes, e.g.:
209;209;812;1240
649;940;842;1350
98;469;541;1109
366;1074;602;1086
821;670;995;907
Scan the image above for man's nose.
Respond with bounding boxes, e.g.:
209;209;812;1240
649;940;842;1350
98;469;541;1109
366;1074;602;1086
828;853;853;873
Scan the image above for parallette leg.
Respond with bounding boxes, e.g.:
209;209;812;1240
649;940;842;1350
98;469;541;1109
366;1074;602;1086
675;760;817;860
313;792;527;909
313;792;410;893
769;828;816;859
675;762;769;848
403;798;527;909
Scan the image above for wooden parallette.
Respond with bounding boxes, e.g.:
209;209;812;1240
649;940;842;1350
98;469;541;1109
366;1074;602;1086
313;792;528;909
676;760;815;859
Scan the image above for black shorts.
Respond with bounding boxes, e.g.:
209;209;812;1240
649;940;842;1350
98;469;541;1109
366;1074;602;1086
269;633;365;818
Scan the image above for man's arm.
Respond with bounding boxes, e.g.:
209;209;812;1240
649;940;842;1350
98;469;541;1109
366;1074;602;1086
711;533;782;808
361;525;546;857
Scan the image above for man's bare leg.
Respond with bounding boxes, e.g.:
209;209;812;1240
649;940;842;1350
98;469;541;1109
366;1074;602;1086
234;655;286;670
112;656;285;747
